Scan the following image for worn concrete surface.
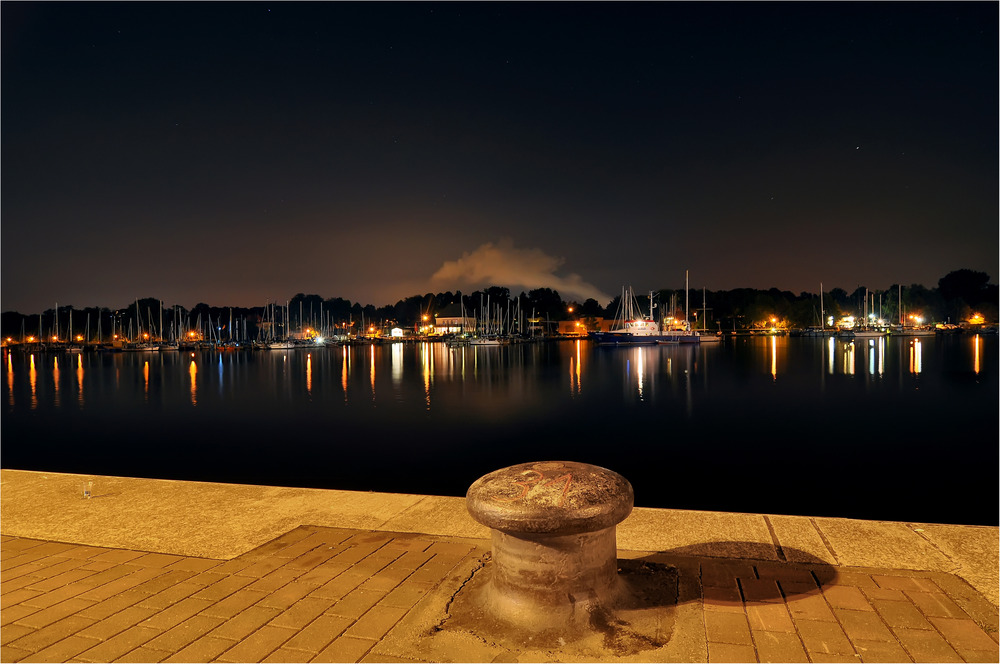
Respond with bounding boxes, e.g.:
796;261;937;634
2;469;996;606
1;468;998;663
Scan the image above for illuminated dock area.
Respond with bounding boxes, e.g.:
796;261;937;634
1;468;996;662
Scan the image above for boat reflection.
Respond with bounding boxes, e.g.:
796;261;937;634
76;353;84;406
29;354;37;409
53;356;60;407
189;357;197;405
974;335;981;375
6;351;13;407
909;339;923;374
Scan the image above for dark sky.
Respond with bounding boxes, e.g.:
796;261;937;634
2;2;997;313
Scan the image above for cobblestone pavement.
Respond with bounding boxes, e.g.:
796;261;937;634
2;526;997;663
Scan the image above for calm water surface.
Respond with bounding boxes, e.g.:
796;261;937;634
3;335;996;525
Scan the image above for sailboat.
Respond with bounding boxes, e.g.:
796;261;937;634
589;286;670;346
267;302;295;350
697;287;722;343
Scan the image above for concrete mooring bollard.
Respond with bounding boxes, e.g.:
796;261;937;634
465;460;633;632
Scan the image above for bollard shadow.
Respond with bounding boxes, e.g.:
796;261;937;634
617;541;838;611
430;541;839;660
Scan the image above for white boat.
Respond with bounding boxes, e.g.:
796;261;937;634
588;286;665;345
267;340;295;350
469;337;502;346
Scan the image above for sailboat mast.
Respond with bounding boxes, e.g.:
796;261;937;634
820;283;824;330
685;270;690;331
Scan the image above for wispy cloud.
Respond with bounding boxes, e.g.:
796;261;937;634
431;239;612;304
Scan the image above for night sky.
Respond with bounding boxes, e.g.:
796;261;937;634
2;2;997;314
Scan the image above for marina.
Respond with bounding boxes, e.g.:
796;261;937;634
3;334;995;527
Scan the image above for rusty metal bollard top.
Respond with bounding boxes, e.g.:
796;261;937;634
466;461;633;535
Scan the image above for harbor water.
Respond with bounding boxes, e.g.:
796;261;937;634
2;335;996;525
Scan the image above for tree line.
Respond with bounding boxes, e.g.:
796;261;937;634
2;269;995;341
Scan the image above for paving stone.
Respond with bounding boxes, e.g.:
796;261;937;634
704;610;753;645
257;579;319;610
309;570;369;601
266;596;335;630
4;517;998;664
1;604;40;627
833;571;879;590
328;588;388;620
7;615;96;653
111;645;169;663
262;646;312;662
142;596;216;631
2;562;53;584
928;616;998;651
19;581;95;610
870;598;934;631
751;630;807;663
25;567;102;592
1;643;34;662
893;627;963;662
1;572;46;595
0;623;34;646
124;553;185;569
860;586;908;602
161;636;235;663
794;618;855;655
707;641;757;663
213;624;295;662
293;562;351;588
754;564;817;585
739;578;784;604
75;605;158;641
871;575;940;593
383;536;434;553
904;591;969;619
266;533;331;561
379;582;433;610
203;605;279;642
247;566;307;593
74;625;160;662
343;604;410;640
198;588;268;619
90;550;147;565
136;581;202;611
285;547;342;573
15;597;94;629
232;556;293;579
701;561;756;588
191;573;256;602
313;635;377;663
703;583;744;612
282;614;353;652
784;592;837;622
958;649;1000;663
144;615;226;652
16;634;100;663
823;585;875;611
73;565;144;591
746;603;796;633
133;569;199;596
833;608;896;642
851;638;911;663
163;557;222;574
1;588;45;606
58;547;113;561
76;588;149;621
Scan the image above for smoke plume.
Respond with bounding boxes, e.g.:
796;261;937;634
431;239;611;304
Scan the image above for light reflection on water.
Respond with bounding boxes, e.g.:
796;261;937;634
1;335;996;525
